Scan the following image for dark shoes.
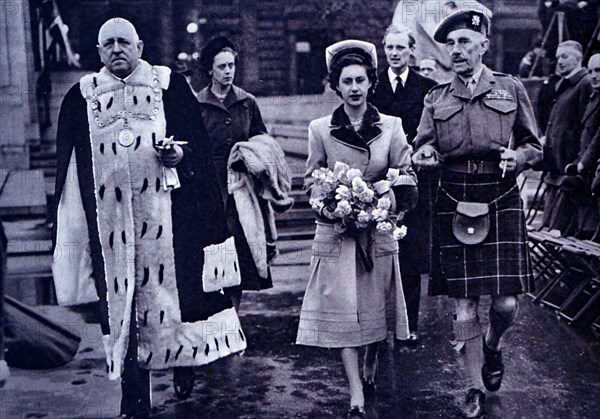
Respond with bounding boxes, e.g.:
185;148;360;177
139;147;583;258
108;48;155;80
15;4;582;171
361;378;376;400
347;406;366;419
461;388;485;418
482;341;504;392
173;367;195;400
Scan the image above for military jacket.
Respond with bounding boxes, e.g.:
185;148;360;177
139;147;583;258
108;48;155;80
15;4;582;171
414;66;542;172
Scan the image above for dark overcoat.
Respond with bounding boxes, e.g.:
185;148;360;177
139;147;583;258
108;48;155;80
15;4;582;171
196;85;272;290
370;67;437;144
578;92;600;173
544;68;593;173
370;67;438;275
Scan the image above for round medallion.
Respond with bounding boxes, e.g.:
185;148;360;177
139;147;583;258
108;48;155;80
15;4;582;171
118;128;135;147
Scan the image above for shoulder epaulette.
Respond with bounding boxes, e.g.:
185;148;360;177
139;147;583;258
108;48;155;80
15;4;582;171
427;82;450;95
492;71;518;81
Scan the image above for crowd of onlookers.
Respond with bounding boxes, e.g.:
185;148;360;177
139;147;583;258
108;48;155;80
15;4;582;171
514;1;600;238
532;41;600;238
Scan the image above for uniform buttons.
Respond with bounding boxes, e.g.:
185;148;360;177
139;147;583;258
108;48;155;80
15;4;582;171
224;118;232;125
226;138;234;145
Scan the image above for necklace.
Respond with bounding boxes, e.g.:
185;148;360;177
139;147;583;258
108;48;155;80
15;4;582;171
350;118;362;126
90;67;162;147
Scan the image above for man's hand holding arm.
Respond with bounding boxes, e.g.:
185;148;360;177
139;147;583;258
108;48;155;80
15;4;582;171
412;92;442;170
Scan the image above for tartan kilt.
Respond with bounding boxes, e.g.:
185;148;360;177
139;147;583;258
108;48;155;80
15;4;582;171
429;170;534;298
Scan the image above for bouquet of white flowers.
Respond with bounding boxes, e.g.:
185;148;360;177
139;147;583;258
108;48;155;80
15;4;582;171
309;162;409;271
309;162;408;238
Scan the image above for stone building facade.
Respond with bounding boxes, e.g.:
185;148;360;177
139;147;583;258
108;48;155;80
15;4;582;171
57;0;543;96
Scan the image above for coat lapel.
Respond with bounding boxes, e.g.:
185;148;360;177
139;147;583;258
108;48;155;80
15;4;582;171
196;85;250;112
404;68;417;90
472;66;494;99
450;75;471;100
329;104;382;154
450;66;494;100
379;69;394;98
582;93;599;123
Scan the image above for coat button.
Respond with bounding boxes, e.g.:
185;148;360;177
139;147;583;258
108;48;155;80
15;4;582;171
224;118;232;125
226;138;234;145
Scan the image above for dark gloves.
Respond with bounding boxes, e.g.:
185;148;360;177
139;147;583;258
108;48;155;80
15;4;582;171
392;185;418;213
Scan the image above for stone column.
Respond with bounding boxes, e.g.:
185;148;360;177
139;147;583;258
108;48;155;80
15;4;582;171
157;0;175;65
0;0;33;170
239;0;261;93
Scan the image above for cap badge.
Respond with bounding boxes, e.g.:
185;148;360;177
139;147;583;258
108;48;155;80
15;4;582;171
472;15;481;26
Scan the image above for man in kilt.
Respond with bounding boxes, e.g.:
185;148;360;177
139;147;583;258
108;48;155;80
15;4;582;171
412;11;542;418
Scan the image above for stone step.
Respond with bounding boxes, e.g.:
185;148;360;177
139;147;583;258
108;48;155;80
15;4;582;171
277;224;316;241
275;207;314;221
0;170;47;218
31;148;57;160
30;158;56;169
3;219;54;305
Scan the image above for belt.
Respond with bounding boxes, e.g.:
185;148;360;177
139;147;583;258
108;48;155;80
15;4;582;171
444;160;501;174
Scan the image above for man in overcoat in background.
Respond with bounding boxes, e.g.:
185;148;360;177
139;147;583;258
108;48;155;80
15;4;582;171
542;40;593;231
370;25;437;346
52;18;245;417
566;53;600;234
412;11;542;418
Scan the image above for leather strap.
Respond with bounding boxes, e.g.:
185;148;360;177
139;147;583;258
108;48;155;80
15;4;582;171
445;159;500;174
453;316;482;341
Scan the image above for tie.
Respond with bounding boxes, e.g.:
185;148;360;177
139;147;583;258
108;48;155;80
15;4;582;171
395;76;404;97
467;78;477;95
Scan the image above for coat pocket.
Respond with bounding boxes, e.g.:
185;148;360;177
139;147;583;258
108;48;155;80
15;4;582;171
312;239;342;260
482;99;517;146
433;103;463;152
374;234;399;257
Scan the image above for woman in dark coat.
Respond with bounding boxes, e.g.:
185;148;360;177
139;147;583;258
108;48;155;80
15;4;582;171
196;36;272;310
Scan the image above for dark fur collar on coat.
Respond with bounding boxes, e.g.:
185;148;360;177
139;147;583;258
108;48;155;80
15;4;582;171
329;103;382;154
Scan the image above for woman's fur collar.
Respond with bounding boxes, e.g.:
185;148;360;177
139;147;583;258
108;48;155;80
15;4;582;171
329;103;382;153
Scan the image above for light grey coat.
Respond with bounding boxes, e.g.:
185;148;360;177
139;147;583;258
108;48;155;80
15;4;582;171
296;105;417;348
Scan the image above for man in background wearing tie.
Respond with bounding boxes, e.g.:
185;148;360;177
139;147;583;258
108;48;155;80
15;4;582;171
370;25;437;347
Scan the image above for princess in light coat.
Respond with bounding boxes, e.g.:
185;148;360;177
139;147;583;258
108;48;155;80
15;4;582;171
296;40;417;418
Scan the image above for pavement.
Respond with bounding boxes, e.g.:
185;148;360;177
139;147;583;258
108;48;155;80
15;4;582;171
1;239;600;418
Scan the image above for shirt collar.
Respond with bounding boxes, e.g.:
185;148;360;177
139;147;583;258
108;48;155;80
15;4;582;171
388;66;409;87
564;66;582;80
458;65;484;87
